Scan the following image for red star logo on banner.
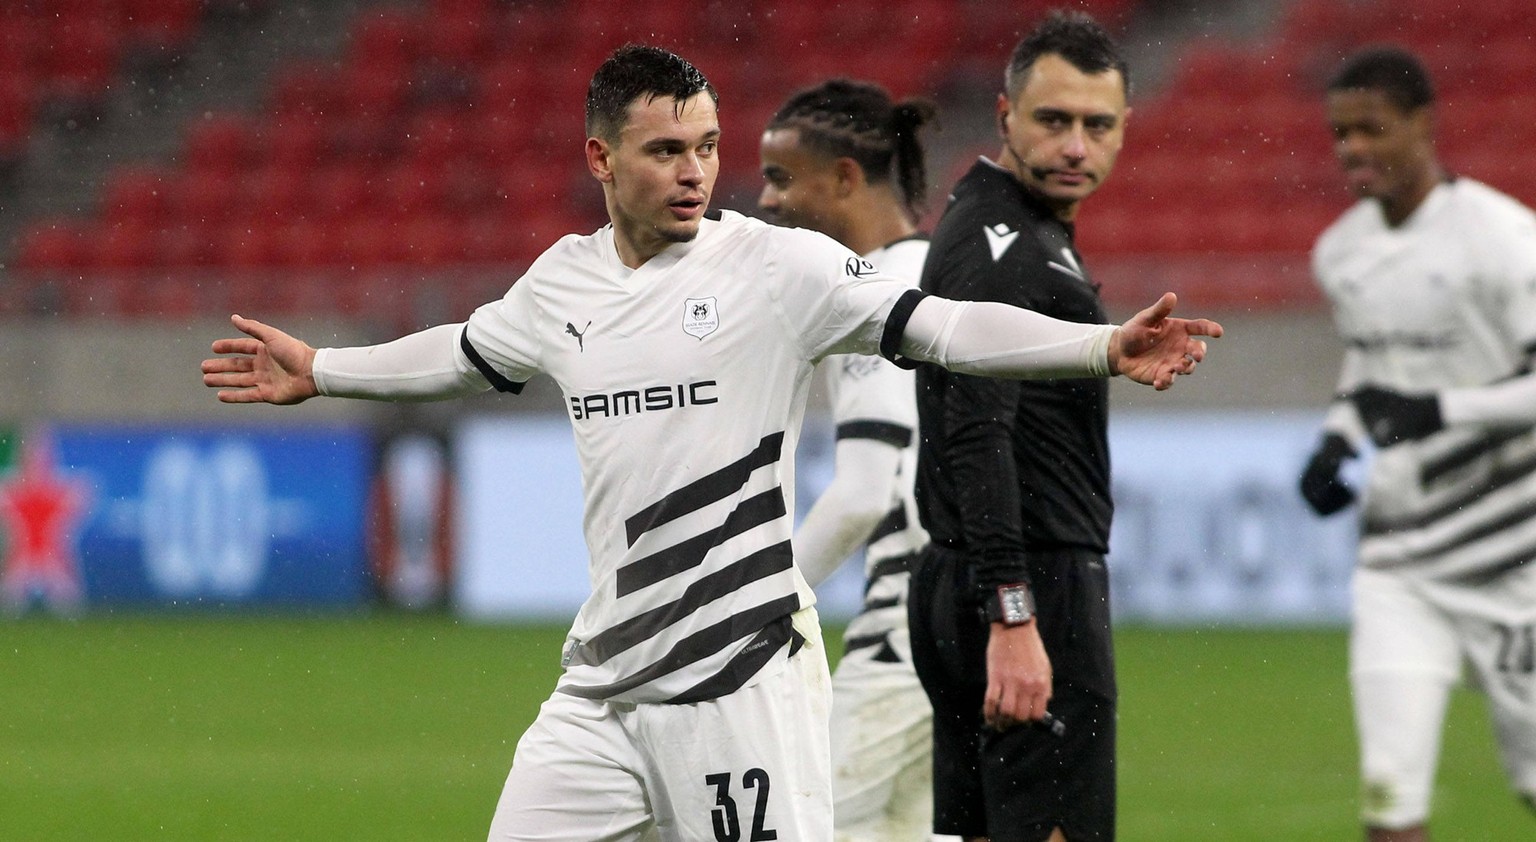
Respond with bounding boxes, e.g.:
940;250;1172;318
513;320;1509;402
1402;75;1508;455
0;433;91;614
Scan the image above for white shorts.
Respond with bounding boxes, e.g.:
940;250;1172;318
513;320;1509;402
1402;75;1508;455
1350;565;1536;829
488;609;833;842
828;648;957;841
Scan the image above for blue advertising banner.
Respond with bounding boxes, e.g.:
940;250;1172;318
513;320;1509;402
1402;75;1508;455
0;426;371;612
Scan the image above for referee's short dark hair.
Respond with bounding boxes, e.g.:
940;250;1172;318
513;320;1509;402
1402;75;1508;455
586;44;718;142
1006;10;1129;99
1328;46;1435;113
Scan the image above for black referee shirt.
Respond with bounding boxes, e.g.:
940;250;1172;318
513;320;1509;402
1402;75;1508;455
914;158;1112;593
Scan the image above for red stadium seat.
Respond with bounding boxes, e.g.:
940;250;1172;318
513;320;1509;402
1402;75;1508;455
310;162;374;221
169;167;241;225
263;115;327;170
182;112;254;175
13;219;88;273
271;218;342;267
347;7;419;70
123;0;203;56
396;213;465;266
210;220;278;268
268;61;340;120
42;13;124;103
242;163;308;225
157;221;216;268
89;219;159;271
101;165;172;226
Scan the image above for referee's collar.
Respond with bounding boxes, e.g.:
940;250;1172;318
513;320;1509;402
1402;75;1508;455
971;157;1074;235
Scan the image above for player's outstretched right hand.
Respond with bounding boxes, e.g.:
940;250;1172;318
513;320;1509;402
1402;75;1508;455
1299;432;1356;516
201;314;319;405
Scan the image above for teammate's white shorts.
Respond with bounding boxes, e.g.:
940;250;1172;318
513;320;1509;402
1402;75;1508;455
828;648;957;841
487;608;832;842
1350;565;1536;829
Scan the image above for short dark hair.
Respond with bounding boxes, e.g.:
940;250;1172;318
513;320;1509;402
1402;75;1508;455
1327;46;1435;112
766;78;939;217
585;44;718;141
1005;9;1129;99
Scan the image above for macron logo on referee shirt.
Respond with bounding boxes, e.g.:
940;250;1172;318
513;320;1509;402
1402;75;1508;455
983;223;1019;261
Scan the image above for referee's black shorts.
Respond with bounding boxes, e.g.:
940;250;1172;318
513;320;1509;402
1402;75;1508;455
908;544;1117;841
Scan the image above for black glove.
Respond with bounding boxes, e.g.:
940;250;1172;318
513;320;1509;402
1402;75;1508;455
1352;385;1444;447
1299;432;1356;516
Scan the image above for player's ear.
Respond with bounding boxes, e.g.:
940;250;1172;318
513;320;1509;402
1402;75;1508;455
996;92;1011;138
586;136;615;183
832;157;863;197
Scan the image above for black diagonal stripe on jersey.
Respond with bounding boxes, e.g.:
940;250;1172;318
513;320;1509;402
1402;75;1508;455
868;505;908;544
669;613;799;704
571;542;794;666
836;420;912;448
561;595;801;701
1390;498;1536;561
1443;549;1533;588
617;487;787;597
458;327;526;394
624;431;785;547
843;632;889;653
866;552;917;583
1419;428;1528;486
861;595;902;612
1366;448;1536;535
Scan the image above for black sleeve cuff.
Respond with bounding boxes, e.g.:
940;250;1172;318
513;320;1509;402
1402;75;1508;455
836;420;912;447
971;552;1033;602
459;327;526;394
879;288;927;370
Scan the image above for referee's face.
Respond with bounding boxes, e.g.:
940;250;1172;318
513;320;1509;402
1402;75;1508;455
589;92;721;267
998;53;1127;221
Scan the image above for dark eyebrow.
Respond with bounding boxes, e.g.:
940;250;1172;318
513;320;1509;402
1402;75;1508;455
642;128;721;152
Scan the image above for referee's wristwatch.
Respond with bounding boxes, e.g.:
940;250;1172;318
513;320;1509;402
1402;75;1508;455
982;583;1035;627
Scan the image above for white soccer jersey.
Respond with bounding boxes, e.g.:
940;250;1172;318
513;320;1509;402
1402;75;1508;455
1314;178;1536;581
462;209;919;704
825;237;931;665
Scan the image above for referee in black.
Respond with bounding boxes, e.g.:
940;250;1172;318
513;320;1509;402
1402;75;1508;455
908;11;1128;842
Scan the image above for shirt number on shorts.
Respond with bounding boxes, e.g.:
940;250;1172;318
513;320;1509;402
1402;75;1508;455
704;768;778;841
1495;624;1536;674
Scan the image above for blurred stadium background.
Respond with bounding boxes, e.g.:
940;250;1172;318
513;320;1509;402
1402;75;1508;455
1;0;1532;838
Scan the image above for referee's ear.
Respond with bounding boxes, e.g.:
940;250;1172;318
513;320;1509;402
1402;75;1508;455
587;136;616;184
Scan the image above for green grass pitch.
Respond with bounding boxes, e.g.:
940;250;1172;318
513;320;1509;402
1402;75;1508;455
1;615;1529;840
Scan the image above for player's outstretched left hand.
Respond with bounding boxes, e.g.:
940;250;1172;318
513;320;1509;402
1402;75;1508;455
1108;292;1224;390
201;314;319;405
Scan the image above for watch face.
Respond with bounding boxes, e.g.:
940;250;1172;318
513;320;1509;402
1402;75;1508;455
1001;587;1031;622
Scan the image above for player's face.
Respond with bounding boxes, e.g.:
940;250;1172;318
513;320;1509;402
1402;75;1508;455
998;53;1127;220
1327;88;1433;204
588;92;720;267
757;127;842;235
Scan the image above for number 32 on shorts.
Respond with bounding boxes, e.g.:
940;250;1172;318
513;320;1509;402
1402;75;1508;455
704;768;777;841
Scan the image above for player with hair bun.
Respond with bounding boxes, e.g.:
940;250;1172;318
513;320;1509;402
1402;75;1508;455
759;77;955;841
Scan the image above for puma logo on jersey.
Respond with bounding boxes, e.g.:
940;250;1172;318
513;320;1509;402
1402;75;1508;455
1048;248;1086;281
565;320;592;352
983;223;1019;261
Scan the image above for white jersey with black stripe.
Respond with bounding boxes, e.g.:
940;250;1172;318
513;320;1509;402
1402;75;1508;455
462;210;918;703
1314;178;1536;582
825;237;931;664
